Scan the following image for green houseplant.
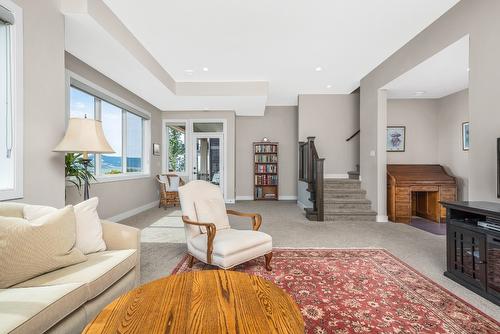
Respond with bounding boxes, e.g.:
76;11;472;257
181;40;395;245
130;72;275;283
65;153;96;194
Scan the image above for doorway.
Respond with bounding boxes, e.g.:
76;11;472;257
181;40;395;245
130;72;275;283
192;134;224;195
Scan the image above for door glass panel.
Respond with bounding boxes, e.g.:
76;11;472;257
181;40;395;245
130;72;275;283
195;137;220;185
167;124;186;173
193;122;223;133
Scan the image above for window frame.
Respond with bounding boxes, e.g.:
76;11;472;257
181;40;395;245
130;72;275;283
0;0;23;201
65;70;151;183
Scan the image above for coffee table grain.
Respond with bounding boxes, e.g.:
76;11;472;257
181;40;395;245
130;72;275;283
83;270;304;334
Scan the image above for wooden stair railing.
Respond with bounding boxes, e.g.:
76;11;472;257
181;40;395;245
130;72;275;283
345;129;360;142
299;137;324;221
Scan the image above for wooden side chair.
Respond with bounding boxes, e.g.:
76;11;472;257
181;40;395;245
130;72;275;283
178;180;273;271
157;174;185;209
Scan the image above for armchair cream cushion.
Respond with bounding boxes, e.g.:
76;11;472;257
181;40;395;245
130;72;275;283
194;198;230;233
0;206;86;288
179;180;273;269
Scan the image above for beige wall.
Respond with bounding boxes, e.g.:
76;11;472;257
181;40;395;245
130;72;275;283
387;99;439;164
162;111;236;201
298;94;360;176
360;0;500;219
235;106;298;199
387;90;469;200
8;0;66;207
65;53;163;219
438;90;469;200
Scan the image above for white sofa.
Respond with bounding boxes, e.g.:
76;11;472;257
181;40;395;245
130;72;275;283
0;203;141;334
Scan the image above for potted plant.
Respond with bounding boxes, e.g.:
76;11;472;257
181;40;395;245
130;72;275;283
65;153;96;195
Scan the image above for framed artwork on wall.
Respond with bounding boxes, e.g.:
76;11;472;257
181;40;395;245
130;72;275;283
152;143;161;156
462;122;470;151
386;126;406;152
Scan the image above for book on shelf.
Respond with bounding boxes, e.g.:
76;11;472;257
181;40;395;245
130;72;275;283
255;164;277;173
253;142;278;200
254;144;277;153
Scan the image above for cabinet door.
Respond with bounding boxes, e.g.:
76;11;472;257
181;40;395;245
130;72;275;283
447;223;487;289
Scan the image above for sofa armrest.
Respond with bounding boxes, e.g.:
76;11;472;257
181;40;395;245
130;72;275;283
101;220;140;251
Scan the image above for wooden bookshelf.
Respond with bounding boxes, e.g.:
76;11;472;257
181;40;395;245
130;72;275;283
254;142;278;200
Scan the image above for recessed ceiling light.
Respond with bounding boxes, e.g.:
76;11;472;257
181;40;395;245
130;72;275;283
415;91;426;96
326;84;332;89
184;69;194;75
202;67;209;72
315;66;323;72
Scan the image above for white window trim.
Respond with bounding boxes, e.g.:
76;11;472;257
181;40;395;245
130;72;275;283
0;0;23;201
162;118;228;201
65;70;151;184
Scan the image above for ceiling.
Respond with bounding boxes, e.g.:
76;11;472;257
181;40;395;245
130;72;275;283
385;35;469;99
62;0;460;115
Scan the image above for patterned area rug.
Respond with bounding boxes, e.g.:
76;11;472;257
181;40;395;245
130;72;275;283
172;248;500;334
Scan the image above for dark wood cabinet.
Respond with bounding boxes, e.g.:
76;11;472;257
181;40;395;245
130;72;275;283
442;201;500;306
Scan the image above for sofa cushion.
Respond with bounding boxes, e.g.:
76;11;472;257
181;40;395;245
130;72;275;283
0;202;25;218
0;206;86;288
0;283;87;334
189;229;272;257
15;249;137;300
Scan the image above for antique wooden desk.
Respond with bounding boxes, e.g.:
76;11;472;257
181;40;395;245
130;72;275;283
387;164;457;223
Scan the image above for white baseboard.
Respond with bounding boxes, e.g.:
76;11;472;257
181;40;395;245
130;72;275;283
297;201;312;211
106;200;159;222
376;215;389;223
235;196;253;201
236;195;297;201
324;174;349;179
279;196;297;200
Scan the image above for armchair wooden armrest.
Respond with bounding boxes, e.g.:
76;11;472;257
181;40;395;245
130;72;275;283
182;216;216;264
226;210;262;231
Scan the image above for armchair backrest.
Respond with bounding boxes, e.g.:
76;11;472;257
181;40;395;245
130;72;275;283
178;180;227;238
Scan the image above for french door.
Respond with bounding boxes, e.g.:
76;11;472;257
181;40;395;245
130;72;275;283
191;134;224;196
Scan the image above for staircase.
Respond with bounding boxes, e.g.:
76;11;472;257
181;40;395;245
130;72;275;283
322;179;376;221
299;136;376;222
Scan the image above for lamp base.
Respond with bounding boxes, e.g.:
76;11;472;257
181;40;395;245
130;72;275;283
82;158;91;201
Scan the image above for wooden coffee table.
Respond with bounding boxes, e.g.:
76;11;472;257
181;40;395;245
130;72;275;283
83;270;304;334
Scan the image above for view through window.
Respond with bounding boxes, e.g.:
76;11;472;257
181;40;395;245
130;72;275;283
167;124;186;173
69;85;146;176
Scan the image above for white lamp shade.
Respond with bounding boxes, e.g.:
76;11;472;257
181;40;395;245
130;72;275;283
53;118;114;153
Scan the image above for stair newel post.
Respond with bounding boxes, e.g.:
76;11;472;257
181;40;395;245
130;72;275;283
315;158;325;222
306;137;316;193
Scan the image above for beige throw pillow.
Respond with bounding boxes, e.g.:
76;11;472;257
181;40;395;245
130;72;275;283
23;197;106;254
0;206;86;288
194;198;231;233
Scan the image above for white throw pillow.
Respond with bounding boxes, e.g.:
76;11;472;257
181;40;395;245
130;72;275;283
168;176;180;191
194;198;231;233
23;197;106;254
0;206;87;288
74;198;106;254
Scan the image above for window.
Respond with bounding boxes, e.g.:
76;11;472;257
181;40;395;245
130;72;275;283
100;101;122;174
166;124;186;173
69;87;95;119
193;122;223;133
126;112;143;172
67;80;149;179
0;1;22;201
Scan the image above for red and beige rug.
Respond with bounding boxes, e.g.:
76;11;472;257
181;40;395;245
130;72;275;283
172;248;500;334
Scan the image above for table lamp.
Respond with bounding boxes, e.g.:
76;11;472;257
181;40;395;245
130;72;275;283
54;117;114;200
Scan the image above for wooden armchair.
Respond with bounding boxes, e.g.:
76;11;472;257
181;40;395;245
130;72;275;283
156;174;185;209
178;180;273;271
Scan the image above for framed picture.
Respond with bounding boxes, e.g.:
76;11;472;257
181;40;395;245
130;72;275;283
462;122;470;151
152;143;161;156
386;126;406;152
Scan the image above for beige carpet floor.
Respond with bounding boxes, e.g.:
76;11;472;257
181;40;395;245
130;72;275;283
120;200;500;321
